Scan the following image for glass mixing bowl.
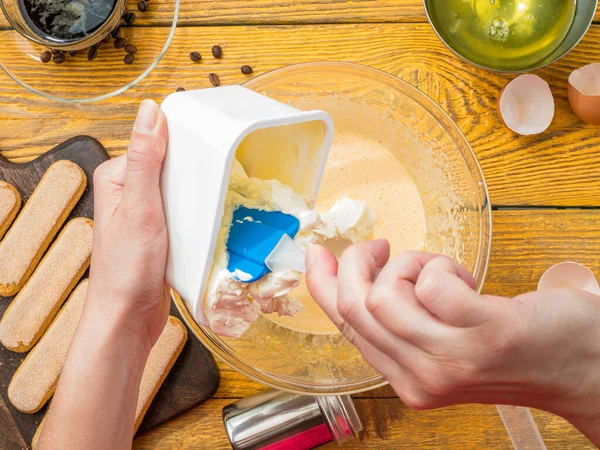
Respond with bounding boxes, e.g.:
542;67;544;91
173;62;492;395
0;0;178;102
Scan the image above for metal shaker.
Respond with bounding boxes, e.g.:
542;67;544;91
222;390;362;450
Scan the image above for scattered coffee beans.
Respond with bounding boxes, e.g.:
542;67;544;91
114;37;126;49
40;51;52;63
208;73;220;86
124;11;136;26
241;65;253;75
103;35;111;44
176;87;185;92
111;27;122;39
190;51;201;62
137;0;147;11
124;53;135;64
87;47;98;61
68;50;78;56
53;53;65;64
212;45;223;59
51;49;61;56
124;43;138;54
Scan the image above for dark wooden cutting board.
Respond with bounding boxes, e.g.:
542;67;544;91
0;136;220;449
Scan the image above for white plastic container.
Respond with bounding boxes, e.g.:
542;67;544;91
160;86;334;324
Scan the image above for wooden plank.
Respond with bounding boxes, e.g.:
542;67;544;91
2;24;600;206
1;1;598;27
0;396;27;450
485;209;600;297
132;398;594;449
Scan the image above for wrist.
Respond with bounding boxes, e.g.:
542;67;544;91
80;290;155;357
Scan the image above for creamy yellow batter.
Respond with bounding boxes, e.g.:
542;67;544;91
266;128;427;334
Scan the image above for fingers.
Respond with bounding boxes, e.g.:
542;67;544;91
93;155;126;225
335;241;425;365
306;244;412;378
415;256;489;327
337;240;390;314
122;100;168;209
367;252;454;346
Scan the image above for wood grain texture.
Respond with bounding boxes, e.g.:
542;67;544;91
131;209;600;449
2;24;600;206
2;0;600;446
132;399;594;449
1;1;598;27
0;138;219;449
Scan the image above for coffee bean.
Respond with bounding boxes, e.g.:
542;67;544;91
103;34;111;44
124;53;135;64
40;51;52;63
212;45;222;59
51;49;61;55
176;87;185;92
189;51;201;62
53;53;65;64
68;50;78;56
87;47;98;61
137;0;147;11
241;65;253;75
208;73;220;87
92;42;102;49
114;37;126;49
124;43;137;54
124;11;136;26
111;27;121;39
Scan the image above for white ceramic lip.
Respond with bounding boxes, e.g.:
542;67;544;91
538;262;600;294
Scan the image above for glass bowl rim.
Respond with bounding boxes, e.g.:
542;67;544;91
174;61;492;395
0;0;179;103
422;0;599;73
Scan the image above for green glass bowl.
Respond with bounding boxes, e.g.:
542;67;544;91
424;0;598;72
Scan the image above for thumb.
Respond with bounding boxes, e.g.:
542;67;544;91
123;100;168;207
415;256;488;327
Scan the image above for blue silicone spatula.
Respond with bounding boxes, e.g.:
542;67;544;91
226;207;307;282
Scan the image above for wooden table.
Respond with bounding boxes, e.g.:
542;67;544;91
2;1;600;448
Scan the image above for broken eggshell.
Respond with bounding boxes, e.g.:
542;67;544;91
498;74;555;135
568;63;600;126
538;262;600;295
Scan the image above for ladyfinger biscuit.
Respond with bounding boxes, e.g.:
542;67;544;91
0;160;86;296
31;315;188;446
0;218;93;352
8;280;89;414
0;181;21;240
134;316;187;432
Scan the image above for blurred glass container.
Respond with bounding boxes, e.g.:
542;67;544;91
1;0;126;50
424;0;598;72
173;62;492;395
0;0;179;102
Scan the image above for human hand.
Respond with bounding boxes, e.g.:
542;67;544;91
306;241;600;443
87;99;170;352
